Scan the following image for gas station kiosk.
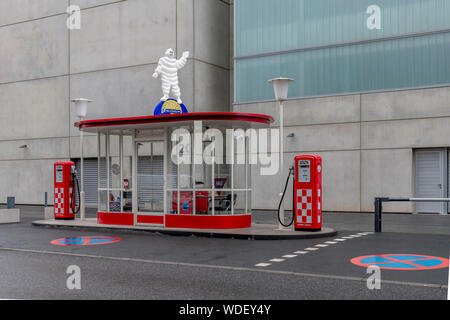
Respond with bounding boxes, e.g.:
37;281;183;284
47;51;327;235
71;112;277;230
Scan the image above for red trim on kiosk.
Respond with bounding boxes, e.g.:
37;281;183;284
97;213;251;229
75;112;274;130
137;215;164;225
165;214;252;229
98;212;134;226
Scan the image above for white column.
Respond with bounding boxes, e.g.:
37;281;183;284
278;101;285;229
132;132;138;219
119;131;123;213
80;128;86;221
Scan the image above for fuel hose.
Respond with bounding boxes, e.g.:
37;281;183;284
277;166;295;227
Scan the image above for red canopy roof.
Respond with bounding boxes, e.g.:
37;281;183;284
75;112;274;133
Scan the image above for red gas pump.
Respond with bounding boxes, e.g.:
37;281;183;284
277;155;322;231
54;161;79;220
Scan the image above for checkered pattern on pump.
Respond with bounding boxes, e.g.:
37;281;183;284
317;188;322;224
297;189;313;224
54;187;74;215
54;188;65;215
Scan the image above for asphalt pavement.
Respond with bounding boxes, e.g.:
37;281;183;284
0;206;448;300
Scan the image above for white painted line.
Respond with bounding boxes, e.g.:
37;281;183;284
270;258;285;262
305;248;319;251
342;236;354;239
0;247;445;290
325;241;337;244
283;255;297;258
350;235;362;237
334;239;346;242
315;244;328;248
357;232;369;235
294;251;308;254
255;263;271;267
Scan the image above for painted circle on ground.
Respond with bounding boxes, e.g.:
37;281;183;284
51;236;121;246
351;254;449;270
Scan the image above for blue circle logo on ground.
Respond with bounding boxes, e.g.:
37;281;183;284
154;99;188;116
51;236;121;246
351;254;449;270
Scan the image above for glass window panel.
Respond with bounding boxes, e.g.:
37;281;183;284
246;190;252;215
213;190;233;215
108;190;122;213
98;190;107;212
109;135;121;189
233;191;247;215
194;191;209;215
167;191;177;215
235;32;450;102
235;0;450;57
98;133;107;189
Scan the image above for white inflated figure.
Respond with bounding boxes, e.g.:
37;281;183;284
153;48;189;104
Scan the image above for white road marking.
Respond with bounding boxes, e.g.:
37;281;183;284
270;258;285;262
325;241;337;244
305;247;319;251
255;263;271;267
315;244;328;248
342;236;354;239
334;239;346;242
294;251;308;254
0;247;445;290
283;255;297;258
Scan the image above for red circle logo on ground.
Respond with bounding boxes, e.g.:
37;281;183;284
351;254;449;270
51;236;121;246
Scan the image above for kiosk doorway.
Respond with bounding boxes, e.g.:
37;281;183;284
136;139;167;226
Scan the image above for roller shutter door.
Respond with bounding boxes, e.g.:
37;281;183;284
75;159;99;207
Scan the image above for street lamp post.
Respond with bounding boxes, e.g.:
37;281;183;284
268;78;294;230
72;98;92;221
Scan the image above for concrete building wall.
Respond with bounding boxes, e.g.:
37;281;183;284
0;0;231;205
234;86;450;213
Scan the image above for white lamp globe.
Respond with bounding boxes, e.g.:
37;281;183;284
268;78;294;101
72;98;92;119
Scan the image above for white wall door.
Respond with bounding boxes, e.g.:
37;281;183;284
415;149;446;214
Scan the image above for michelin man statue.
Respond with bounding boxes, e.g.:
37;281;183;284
153;48;189;104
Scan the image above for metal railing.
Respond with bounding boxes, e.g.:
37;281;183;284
374;197;450;232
